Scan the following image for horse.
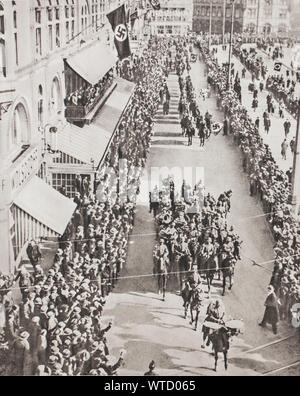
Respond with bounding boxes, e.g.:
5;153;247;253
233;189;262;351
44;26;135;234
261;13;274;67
189;287;205;331
181;280;192;319
177;253;192;290
153;256;168;301
219;254;236;296
209;327;230;372
210;326;242;371
198;253;218;295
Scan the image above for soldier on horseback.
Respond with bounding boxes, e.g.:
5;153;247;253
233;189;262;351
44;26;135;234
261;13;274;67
201;299;225;349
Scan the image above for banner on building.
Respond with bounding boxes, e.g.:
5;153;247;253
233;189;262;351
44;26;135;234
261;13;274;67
107;4;131;60
147;0;161;11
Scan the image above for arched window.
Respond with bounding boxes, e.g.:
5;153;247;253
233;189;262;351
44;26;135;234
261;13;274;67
11;103;29;151
51;77;62;114
38;85;43;127
0;38;5;77
0;3;6;77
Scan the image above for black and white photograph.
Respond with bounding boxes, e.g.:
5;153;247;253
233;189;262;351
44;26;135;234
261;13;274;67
0;0;300;379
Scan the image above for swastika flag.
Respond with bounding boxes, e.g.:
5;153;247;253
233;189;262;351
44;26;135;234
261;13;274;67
147;0;161;10
107;4;131;61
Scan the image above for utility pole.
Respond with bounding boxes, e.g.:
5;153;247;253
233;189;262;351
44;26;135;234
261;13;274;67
256;0;260;35
291;100;300;217
208;0;213;50
227;0;235;89
222;0;226;45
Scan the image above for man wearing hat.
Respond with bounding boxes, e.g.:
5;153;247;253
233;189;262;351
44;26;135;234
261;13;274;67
13;330;31;375
259;285;280;334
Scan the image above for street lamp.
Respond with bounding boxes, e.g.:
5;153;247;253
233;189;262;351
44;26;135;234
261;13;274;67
227;0;236;89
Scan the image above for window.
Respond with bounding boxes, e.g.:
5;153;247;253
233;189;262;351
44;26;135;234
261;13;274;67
51;77;61;114
0;4;10;75
66;21;69;41
48;25;53;50
14;33;18;65
56;23;60;47
38;85;43;128
0;12;4;35
11;103;29;151
47;7;53;21
0;38;6;77
13;10;17;28
35;8;41;24
55;6;60;20
12;5;18;64
36;27;42;55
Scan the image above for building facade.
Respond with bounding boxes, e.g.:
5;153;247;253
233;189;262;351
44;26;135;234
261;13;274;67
0;0;135;274
243;0;291;35
148;0;193;36
192;0;291;36
192;0;246;35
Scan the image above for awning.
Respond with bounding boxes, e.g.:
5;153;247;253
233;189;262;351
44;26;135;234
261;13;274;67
57;123;112;165
66;41;117;85
57;77;135;166
92;77;135;134
14;176;76;235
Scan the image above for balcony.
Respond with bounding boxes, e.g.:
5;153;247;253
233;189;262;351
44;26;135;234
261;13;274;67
65;76;116;125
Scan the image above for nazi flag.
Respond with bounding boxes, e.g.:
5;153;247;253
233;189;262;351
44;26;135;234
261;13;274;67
147;0;161;10
107;4;131;60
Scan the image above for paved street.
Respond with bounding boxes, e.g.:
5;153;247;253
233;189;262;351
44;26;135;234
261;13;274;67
213;44;298;173
103;57;300;376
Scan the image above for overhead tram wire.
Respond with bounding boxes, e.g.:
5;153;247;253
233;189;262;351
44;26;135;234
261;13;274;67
3;250;300;294
11;209;280;250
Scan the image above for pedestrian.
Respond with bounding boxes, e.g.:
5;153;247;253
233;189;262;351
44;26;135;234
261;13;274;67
281;139;288;160
283;119;291;137
259;285;280;335
290;137;296;154
223;118;228;136
252;98;258;112
286;167;293;184
255;117;260;130
259;81;264;92
26;240;42;271
144;360;159;376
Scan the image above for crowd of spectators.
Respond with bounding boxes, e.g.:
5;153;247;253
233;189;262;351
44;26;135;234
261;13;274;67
64;70;114;111
232;42;300;119
196;40;300;327
0;37;171;376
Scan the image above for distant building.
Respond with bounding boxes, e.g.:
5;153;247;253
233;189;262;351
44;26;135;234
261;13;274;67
192;0;245;35
243;0;291;35
192;0;291;36
148;0;193;36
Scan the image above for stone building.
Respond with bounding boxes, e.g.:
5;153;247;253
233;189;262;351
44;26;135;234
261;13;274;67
0;0;134;273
